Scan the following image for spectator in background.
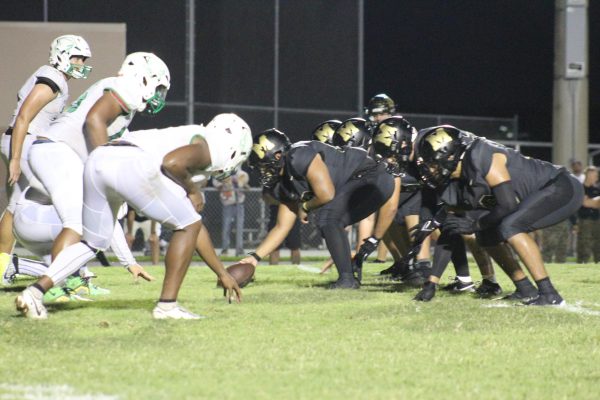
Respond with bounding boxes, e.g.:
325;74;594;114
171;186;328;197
263;190;301;265
571;160;585;183
577;166;600;263
214;169;249;256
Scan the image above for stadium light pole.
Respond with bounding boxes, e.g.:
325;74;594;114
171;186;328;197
553;0;588;166
185;0;195;124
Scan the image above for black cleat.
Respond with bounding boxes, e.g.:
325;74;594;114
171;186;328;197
392;269;427;287
475;279;502;298
522;292;565;306
379;262;402;276
496;290;538;302
329;277;360;290
372;259;386;264
413;281;438;302
441;277;475;293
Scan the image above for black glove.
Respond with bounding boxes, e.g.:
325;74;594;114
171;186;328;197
409;219;441;245
413;281;438;302
353;236;380;282
442;214;480;235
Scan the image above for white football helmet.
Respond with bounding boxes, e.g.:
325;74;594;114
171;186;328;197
205;113;252;181
49;35;92;79
118;52;171;114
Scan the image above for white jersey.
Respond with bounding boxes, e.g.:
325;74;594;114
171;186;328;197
43;76;144;161
8;65;69;136
121;124;236;180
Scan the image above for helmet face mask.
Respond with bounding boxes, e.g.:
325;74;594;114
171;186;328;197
144;85;168;115
249;129;291;188
372;116;414;176
365;93;396;124
49;35;92;79
416;126;465;189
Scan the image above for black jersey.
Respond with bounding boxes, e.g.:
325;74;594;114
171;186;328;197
578;184;600;220
271;140;369;203
440;137;565;210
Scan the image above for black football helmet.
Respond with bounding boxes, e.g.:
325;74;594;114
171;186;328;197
364;93;396;123
415;125;468;189
331;117;372;149
372;116;415;176
311;119;341;144
248;128;291;188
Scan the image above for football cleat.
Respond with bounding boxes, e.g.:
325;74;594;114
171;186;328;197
152;304;205;320
413;281;438;302
66;276;110;296
522;292;565;306
15;287;47;319
441;277;475;293
379;262;402;276
329;276;360;290
2;254;17;286
475;279;503;298
495;290;538;302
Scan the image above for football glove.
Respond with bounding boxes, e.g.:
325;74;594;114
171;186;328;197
442;214;480;235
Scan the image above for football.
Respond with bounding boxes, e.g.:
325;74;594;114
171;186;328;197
217;262;256;288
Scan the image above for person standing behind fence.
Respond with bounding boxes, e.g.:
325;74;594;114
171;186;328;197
576;166;600;263
214;169;249;256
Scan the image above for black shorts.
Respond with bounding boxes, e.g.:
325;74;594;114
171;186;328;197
316;162;395;229
394;190;421;224
476;172;584;246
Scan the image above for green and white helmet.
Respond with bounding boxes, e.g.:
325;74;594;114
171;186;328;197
118;52;171;115
205;113;252;181
49;34;92;79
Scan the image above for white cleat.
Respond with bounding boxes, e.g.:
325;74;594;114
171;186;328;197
2;255;17;286
15;288;48;319
152;304;205;320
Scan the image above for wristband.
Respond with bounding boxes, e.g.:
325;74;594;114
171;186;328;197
301;202;310;213
248;252;262;262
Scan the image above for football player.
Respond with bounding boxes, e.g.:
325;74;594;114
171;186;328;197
364;93;396;130
0;35;92;283
242;128;397;289
16;115;251;319
311;119;341;145
26;52;169;262
414;126;583;305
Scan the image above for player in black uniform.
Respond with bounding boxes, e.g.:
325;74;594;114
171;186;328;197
331;117;372;149
415;126;583;305
311;120;341;145
242;128;396;288
364;93;396;130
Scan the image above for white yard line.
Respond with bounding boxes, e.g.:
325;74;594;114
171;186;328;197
0;384;119;400
482;301;600;316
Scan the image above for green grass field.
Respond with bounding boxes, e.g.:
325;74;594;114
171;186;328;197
1;261;600;400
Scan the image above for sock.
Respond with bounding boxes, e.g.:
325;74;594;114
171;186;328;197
535;277;557;295
15;257;48;278
46;242;95;285
320;224;353;278
157;300;177;310
514;277;538;297
482;274;497;283
448;234;469;277
457;275;473;283
0;252;10;271
431;241;452;279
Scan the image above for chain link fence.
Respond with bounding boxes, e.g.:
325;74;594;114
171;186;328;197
200;188;325;251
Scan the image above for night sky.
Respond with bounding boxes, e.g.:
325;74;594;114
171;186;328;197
3;0;599;153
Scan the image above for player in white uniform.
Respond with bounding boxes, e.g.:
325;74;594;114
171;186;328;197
10;187;153;284
16;114;252;320
27;52;169;263
0;35;91;283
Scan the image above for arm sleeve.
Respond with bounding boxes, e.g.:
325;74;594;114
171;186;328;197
34;77;60;93
478;180;519;229
110;222;137;268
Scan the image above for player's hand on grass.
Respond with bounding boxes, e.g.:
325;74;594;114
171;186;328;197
413;281;437;302
127;264;155;282
219;272;242;303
